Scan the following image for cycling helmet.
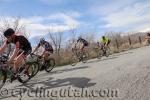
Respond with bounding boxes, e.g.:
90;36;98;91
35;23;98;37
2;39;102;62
78;36;82;40
40;38;45;44
102;36;105;39
3;28;15;37
147;33;150;36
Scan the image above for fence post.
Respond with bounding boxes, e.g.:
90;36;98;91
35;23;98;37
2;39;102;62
139;36;142;44
115;39;119;50
128;36;131;46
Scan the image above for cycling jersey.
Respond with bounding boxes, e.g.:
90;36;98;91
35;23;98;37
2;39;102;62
100;37;110;45
6;35;32;55
38;41;53;53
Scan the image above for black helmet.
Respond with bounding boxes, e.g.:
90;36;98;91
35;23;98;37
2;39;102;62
4;28;15;37
147;33;150;36
102;36;105;39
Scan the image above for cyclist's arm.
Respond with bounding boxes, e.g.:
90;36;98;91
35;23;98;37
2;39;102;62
8;47;19;62
0;42;8;54
32;43;40;53
75;42;78;47
73;41;79;49
8;42;20;62
100;38;104;44
41;50;46;57
105;41;108;46
147;36;150;39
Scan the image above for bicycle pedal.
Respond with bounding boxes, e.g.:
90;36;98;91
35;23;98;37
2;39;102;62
40;65;45;71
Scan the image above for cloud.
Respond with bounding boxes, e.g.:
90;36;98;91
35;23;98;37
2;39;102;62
104;1;150;28
89;0;150;33
89;0;139;16
46;13;80;27
0;12;80;39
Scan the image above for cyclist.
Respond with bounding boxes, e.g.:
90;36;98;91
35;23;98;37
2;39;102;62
99;36;111;54
0;28;32;82
146;33;150;45
75;36;89;53
100;36;111;47
32;38;53;70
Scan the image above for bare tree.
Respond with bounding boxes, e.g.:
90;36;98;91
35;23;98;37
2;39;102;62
0;17;29;56
0;17;29;38
70;24;77;43
66;24;77;50
48;28;64;56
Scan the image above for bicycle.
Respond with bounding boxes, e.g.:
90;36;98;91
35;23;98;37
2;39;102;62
70;48;89;66
24;53;55;77
0;54;33;90
146;38;150;46
96;44;111;59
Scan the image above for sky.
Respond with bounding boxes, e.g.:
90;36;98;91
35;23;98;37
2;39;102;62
0;0;150;45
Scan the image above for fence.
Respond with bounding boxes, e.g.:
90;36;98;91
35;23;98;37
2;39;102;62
110;35;146;52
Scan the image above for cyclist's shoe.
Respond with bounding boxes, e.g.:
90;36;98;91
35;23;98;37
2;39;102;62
39;56;42;59
10;73;17;83
40;65;45;71
79;57;82;62
83;55;86;58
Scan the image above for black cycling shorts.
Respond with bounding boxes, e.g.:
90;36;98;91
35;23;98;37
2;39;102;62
84;42;88;46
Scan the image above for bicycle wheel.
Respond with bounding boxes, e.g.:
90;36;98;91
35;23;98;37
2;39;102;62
45;58;55;72
82;52;89;63
0;69;7;89
17;63;35;83
105;47;111;57
97;49;103;59
30;62;39;77
70;54;78;66
105;51;110;57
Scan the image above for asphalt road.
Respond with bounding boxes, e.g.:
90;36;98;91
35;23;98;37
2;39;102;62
1;46;150;100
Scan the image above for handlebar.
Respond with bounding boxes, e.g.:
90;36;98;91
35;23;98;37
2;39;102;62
30;53;42;59
0;54;8;63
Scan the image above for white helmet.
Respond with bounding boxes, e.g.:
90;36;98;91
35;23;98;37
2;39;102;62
40;38;45;44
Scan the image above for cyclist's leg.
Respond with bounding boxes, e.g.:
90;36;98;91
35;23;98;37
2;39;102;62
101;43;106;54
43;51;51;62
9;52;25;82
106;41;111;50
14;49;31;72
14;52;25;73
83;44;88;53
80;43;85;53
10;50;31;82
7;51;21;66
40;50;51;70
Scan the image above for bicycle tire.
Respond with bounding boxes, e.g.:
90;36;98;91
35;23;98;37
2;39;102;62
17;63;35;83
29;62;39;78
45;58;55;72
82;52;89;63
70;54;78;66
0;69;7;90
